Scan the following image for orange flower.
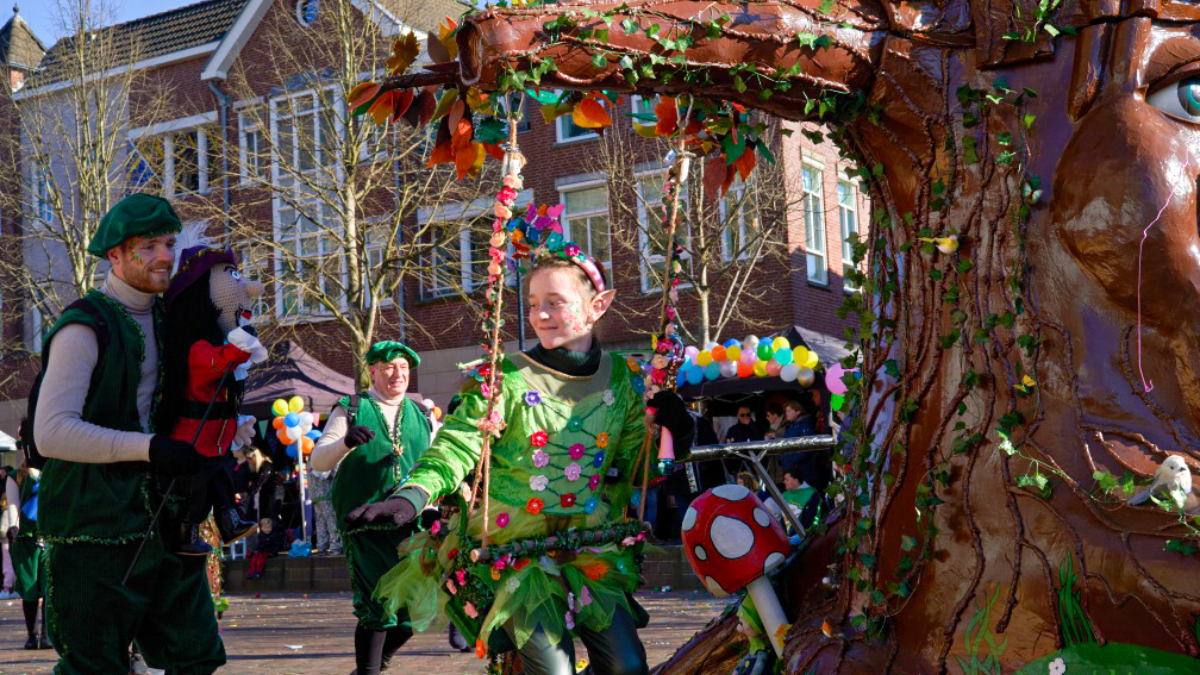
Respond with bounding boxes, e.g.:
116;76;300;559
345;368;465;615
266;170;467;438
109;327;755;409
596;433;609;449
474;639;487;659
526;497;544;514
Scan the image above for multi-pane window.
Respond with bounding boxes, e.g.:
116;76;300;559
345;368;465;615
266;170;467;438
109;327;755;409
560;185;610;268
173;130;203;194
129;137;166;194
720;181;753;262
420;216;493;299
802;165;827;285
637;176;692;293
235;242;272;320
273;90;338;180
276;196;338;318
239;109;268;183
838;179;860;291
31;162;53;223
363;223;395;307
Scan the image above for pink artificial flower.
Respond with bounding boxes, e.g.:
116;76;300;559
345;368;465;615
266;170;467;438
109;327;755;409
588;474;601;490
497;186;518;203
464;602;479;619
430;520;443;535
480;382;492;399
568;443;586;460
496;513;510;528
502;174;522;189
494;202;512;219
456;569;467;585
446;579;457;594
530;475;549;492
532;450;550;468
530;430;549;447
564;611;575;630
563;244;581;258
565;463;582;481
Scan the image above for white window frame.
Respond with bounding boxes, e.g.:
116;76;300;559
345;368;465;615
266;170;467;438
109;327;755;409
30;160;53;224
557;179;612;270
554;90;599;144
635;172;692;294
417;190;533;300
801;161;827;286
238;108;268;185
168;128;212;197
719;180;751;262
837;172;861;293
363;216;396;308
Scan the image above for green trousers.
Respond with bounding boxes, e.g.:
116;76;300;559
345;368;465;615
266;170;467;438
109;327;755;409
45;536;226;675
346;528;407;630
11;536;43;600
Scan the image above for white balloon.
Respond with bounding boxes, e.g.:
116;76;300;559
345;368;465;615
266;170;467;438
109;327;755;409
742;335;760;350
797;368;815;387
779;363;800;382
285;424;304;442
719;361;738;378
299;412;314;427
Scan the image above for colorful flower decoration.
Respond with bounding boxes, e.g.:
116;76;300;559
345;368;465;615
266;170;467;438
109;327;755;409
480;382;492;399
525;390;542;406
560;493;577;507
631;378;646;394
563;243;581;258
496;512;510;528
567;417;584;432
592;451;606;468
596;433;609;449
565;611;576;630
588;474;601;490
584;497;599;514
530;475;549;491
477;409;506;438
568;443;586;460
526;497;544;514
532;450;550;468
474;638;487;658
603;390;615;407
626;357;640;373
580;586;592;607
565;463;582;481
513;558;531;571
456;569;467;585
530;430;549;447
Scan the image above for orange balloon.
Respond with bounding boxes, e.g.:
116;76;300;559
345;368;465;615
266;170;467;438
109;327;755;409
301;437;315;455
737;361;754;378
272;417;286;430
712;346;727;362
276;429;290;444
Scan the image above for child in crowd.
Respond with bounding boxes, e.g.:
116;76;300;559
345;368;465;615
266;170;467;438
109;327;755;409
349;244;694;675
246;517;288;580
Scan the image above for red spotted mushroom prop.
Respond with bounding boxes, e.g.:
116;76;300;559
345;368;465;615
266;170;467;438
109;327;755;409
681;484;792;656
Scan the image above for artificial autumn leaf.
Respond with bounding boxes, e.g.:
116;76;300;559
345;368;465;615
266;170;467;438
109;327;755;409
703;153;728;201
349;82;382;116
391;90;415;124
386;32;420;75
413;88;437;128
540;101;573;125
465;87;491;113
452;116;474;152
438;17;459;61
448;99;466;135
633;123;659;138
368;91;399;126
427;117;453;167
572;97;613;129
483;142;505;162
654;97;678;136
455;141;485;179
733;147;756;180
431;88;460;122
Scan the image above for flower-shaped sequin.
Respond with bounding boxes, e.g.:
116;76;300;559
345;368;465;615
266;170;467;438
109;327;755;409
525;390;542;406
532;450;550;468
626;357;640;373
496;513;510;528
588;474;601;490
631;377;646;394
592;451;606;468
526;497;544;514
530;430;549;448
560;493;577;507
566;417;584;432
596;433;609;449
584;498;599;514
568;443;586;460
565;463;582;481
603;390;615;407
564;243;581;258
530;475;549;492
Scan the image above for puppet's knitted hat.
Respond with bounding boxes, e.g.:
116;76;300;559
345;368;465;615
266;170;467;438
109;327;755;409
165;246;236;309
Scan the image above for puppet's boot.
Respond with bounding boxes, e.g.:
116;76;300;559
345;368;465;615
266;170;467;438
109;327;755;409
177;521;213;556
216;508;256;544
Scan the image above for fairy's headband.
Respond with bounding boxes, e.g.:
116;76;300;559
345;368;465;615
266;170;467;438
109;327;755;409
507;203;607;293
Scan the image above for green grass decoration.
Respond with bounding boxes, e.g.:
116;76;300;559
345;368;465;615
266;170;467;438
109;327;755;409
1056;553;1095;647
956;586;1008;675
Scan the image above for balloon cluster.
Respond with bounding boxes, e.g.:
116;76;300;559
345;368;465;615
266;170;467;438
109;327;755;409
676;335;822;386
271;396;321;459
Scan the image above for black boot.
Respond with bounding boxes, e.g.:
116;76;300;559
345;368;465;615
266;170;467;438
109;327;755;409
350;625;388;675
380;624;413;669
176;521;212;556
215;508;257;544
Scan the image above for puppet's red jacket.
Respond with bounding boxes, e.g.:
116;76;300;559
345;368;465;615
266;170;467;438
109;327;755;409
169;341;252;457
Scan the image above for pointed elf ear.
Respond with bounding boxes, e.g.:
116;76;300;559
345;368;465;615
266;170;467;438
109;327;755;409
590;288;617;321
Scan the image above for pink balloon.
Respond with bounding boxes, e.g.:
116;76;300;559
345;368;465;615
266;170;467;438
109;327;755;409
766;359;782;377
740;349;756;366
826;363;857;395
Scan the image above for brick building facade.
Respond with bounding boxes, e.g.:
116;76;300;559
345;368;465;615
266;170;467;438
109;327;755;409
0;0;869;432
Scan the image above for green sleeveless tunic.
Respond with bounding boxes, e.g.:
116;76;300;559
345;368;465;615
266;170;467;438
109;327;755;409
12;475;43;600
38;290;162;544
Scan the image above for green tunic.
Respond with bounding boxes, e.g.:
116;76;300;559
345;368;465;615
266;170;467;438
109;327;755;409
12;476;43;601
332;394;431;630
376;352;652;653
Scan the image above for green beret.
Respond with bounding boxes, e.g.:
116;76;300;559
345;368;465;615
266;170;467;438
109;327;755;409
87;193;182;257
366;340;420;367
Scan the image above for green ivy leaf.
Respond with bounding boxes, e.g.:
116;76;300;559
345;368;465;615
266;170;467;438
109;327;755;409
621;17;638;34
1165;540;1199;556
901;535;916;551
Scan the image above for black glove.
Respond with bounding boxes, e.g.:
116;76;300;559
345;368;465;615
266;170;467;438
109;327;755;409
148;435;208;477
344;487;428;528
344;425;375;449
649;391;694;440
5;526;16;543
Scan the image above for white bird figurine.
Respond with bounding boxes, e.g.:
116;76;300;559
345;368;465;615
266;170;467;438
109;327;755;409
1127;455;1193;509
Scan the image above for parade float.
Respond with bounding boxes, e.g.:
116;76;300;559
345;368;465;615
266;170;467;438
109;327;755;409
347;1;1200;672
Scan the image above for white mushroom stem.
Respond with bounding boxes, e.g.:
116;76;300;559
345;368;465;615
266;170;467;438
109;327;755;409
746;575;787;657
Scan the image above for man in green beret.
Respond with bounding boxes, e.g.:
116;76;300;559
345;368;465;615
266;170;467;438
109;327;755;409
34;193;225;673
312;340;433;675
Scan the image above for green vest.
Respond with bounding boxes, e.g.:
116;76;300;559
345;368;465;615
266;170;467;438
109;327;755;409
330;394;431;527
16;475;37;537
38;291;161;543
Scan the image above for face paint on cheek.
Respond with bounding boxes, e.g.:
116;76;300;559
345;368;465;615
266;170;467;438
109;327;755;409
133;252;142;264
564;301;589;336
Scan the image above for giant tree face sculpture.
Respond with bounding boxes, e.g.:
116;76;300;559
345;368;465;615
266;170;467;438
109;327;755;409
430;1;1200;670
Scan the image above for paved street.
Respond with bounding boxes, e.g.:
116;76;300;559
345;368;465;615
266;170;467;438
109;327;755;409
1;590;729;674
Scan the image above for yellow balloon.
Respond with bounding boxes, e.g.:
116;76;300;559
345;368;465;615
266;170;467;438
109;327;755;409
803;351;820;369
793;347;808;365
288;396;305;413
271;399;289;417
753;361;768;377
696;350;712;367
727;345;742;362
772;336;790;352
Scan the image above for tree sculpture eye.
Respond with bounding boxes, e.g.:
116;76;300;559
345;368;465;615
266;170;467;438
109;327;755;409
230;270;242;281
1147;75;1200;121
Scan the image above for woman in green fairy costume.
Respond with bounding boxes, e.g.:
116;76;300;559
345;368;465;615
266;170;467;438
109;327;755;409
347;247;694;675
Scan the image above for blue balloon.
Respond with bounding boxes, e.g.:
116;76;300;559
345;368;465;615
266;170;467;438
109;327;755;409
286;443;299;458
775;348;793;366
723;338;740;348
704;363;720;381
676;368;686;386
306;429;321;440
686;365;704;385
284;412;300;427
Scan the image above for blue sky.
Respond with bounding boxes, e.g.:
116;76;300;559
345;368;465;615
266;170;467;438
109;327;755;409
19;0;203;43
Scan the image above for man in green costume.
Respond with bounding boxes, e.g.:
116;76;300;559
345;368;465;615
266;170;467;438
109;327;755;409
312;340;432;675
33;193;226;674
6;455;49;650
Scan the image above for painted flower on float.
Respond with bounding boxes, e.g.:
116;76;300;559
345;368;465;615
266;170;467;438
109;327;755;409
565;463;582;481
530;475;549;491
530;430;549;447
532;450;550;468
